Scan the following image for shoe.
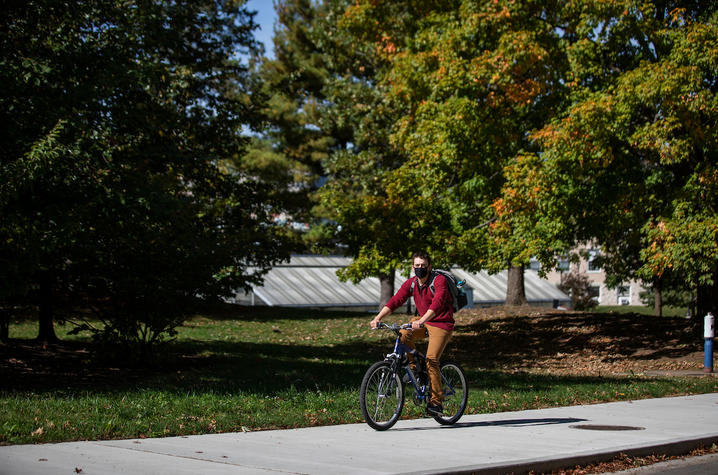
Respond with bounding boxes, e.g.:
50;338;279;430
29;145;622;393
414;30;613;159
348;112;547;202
426;404;443;416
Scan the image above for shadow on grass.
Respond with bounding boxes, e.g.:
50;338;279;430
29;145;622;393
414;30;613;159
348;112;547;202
1;310;704;397
2;333;656;400
1;336;383;394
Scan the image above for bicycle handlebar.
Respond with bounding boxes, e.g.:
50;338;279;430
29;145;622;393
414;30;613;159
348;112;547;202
374;322;423;333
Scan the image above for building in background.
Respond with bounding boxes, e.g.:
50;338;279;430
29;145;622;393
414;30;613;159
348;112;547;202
536;245;646;307
230;255;570;311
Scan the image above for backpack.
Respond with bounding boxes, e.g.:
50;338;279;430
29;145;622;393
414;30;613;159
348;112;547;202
410;269;468;312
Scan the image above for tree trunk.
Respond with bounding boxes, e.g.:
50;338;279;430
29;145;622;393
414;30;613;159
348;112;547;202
378;269;395;311
37;273;58;343
506;264;528;306
653;277;663;317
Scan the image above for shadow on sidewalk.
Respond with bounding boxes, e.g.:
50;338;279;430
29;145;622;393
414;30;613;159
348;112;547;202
392;417;588;432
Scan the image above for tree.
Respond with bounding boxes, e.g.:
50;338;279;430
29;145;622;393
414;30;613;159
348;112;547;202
341;1;718;316
527;3;718;320
342;1;574;304
258;1;717;317
1;1;292;351
257;0;420;308
318;1;424;307
254;0;343;235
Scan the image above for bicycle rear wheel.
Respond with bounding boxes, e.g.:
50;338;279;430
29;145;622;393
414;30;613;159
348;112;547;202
433;361;468;425
360;360;404;430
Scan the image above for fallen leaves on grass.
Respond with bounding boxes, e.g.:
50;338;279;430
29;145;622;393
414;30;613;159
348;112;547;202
450;307;706;377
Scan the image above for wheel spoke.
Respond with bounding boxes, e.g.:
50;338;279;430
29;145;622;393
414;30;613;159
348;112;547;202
361;361;404;430
433;362;468;425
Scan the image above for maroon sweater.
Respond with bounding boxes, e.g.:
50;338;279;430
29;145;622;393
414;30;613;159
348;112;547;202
385;272;455;331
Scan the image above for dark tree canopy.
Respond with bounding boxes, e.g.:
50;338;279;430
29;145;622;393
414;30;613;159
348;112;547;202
1;0;293;350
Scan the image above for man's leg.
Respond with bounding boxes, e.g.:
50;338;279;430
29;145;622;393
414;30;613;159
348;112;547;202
399;317;427;370
425;325;452;407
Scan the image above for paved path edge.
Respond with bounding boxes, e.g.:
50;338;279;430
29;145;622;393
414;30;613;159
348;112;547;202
401;433;718;475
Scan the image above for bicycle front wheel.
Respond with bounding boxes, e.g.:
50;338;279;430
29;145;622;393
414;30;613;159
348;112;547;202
360;360;404;431
433;361;468;425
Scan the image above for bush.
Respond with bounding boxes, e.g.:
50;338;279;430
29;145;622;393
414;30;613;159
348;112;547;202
558;271;598;310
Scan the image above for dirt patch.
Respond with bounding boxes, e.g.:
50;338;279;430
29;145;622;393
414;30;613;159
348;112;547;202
449;306;708;376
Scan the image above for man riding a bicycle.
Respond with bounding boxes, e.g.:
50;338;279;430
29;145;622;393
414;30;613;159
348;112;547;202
370;251;454;417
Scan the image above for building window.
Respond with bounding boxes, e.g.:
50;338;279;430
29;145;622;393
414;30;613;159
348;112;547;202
529;257;541;271
557;258;569;271
587;249;601;272
617;285;630;305
589;285;600;302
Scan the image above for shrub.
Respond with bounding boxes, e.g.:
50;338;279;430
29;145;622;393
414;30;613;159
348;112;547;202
558;271;598;310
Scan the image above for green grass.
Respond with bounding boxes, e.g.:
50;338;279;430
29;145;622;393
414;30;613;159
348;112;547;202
2;307;716;445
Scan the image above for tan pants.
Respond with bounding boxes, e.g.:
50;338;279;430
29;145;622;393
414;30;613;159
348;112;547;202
400;319;453;406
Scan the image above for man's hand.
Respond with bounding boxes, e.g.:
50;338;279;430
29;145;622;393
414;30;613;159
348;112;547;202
413;310;434;330
371;306;392;329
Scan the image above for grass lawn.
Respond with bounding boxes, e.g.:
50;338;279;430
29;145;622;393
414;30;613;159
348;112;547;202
2;305;716;445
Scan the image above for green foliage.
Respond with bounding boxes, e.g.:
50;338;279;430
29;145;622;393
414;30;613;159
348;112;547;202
558;271;598;311
530;4;718;302
254;0;343;235
327;2;717;316
338;2;717;308
339;0;576;300
257;0;421;284
0;1;293;349
273;1;718;317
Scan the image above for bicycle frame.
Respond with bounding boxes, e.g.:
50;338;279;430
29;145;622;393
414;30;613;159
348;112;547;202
382;325;430;401
362;322;468;430
382;323;462;403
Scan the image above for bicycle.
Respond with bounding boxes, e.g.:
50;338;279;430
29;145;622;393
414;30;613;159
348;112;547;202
360;322;468;430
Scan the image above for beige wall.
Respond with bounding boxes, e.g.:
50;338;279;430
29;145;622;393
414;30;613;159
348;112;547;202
541;246;645;307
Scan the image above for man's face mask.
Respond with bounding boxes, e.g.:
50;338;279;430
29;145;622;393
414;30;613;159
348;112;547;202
414;266;428;279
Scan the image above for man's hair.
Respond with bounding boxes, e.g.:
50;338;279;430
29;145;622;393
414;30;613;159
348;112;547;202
412;251;431;266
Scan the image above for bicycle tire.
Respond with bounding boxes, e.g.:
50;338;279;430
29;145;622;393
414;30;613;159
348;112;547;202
433;361;468;425
360;360;404;430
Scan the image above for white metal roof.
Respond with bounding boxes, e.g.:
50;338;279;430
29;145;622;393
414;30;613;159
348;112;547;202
230;255;569;308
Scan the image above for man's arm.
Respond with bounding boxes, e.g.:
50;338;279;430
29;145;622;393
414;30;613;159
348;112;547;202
370;278;414;328
412;308;435;329
370;306;392;329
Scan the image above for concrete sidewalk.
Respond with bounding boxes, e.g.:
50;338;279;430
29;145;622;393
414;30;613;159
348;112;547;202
2;393;717;475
